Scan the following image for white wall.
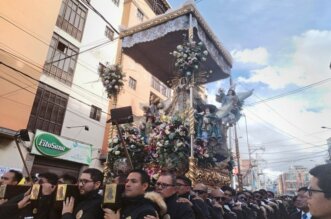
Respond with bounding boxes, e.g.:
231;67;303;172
40;0;124;167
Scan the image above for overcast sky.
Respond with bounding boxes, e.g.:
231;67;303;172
168;0;331;179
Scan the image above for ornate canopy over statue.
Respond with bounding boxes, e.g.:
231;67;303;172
120;3;232;86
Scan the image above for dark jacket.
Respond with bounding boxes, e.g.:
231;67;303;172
165;194;196;219
179;192;211;219
120;195;158;219
2;192;55;219
290;211;315;219
205;199;224;219
61;189;103;219
290;211;301;219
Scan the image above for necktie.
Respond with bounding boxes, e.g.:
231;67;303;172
302;213;307;219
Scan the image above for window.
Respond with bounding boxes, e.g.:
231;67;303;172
145;0;168;15
27;83;69;135
105;26;114;40
44;33;79;85
151;76;171;97
90;105;101;121
129;77;137;90
56;0;88;41
137;9;144;21
112;0;120;6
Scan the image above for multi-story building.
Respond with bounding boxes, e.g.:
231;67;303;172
0;0;123;177
278;165;310;195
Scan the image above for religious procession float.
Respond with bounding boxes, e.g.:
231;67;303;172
99;2;253;187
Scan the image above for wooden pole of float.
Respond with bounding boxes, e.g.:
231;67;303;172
186;12;198;185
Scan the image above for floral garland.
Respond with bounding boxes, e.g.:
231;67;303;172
98;63;125;99
107;116;216;176
108;126;146;174
147;119;190;174
170;39;210;78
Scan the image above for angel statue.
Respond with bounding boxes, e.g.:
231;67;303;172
216;87;253;125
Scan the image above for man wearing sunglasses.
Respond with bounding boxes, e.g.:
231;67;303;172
176;176;211;219
307;163;331;219
209;188;228;219
62;168;103;219
193;183;221;219
155;172;195;219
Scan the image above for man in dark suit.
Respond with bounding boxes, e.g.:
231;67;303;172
290;187;313;219
307;163;331;219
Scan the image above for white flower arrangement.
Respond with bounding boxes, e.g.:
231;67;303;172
98;63;125;99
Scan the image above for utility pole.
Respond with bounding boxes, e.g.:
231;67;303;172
229;76;243;190
234;123;243;191
321;126;331;163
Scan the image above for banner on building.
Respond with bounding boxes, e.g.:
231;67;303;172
31;130;92;165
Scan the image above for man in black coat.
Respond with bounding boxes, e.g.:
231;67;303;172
1;172;58;219
307;163;331;219
155;172;195;219
62;168;103;219
176;176;211;219
104;169;166;219
290;187;313;219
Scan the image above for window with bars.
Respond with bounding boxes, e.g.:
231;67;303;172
27;83;69;135
137;8;144;22
105;26;114;40
129;77;137;90
151;76;171;97
90;105;101;121
43;33;79;85
112;0;120;6
56;0;88;41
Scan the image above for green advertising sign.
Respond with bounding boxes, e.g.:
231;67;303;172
34;133;71;157
31;130;92;165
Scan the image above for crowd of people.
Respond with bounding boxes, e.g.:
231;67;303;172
0;163;330;219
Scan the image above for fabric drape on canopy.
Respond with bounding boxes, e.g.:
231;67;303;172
120;4;232;86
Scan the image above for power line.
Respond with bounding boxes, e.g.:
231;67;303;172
0;74;36;96
266;154;327;165
0;61;111;116
0;15;50;46
242;131;329;147
246;77;331;106
238;82;325;142
1;11;119;66
0;89;107;129
263;150;327;162
245;109;319;147
240;140;326;148
83;1;119;34
0;48;110;103
241;144;327;155
45;38;116;65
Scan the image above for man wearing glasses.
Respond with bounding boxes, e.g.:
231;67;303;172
307;163;331;219
62;168;103;219
290;187;311;219
155;172;195;219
